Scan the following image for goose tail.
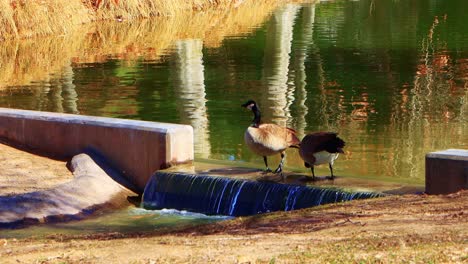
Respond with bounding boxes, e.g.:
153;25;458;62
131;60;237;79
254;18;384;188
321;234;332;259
286;127;301;147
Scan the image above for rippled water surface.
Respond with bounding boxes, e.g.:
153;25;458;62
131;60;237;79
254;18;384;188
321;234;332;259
1;0;467;184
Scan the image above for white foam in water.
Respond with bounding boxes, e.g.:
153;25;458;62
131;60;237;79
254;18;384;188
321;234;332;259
130;207;232;220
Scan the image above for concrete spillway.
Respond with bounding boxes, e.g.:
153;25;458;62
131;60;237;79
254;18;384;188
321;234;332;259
142;172;382;217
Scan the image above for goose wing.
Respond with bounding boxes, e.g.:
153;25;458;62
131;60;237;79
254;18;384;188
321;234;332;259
259;124;300;146
301;132;345;153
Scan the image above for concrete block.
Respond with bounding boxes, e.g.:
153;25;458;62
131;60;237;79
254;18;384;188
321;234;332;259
0;108;194;192
425;149;468;195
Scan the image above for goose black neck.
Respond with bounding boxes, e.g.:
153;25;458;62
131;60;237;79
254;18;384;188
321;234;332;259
251;105;261;127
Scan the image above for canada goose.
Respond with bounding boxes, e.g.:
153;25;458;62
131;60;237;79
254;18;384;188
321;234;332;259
241;100;300;176
299;132;345;180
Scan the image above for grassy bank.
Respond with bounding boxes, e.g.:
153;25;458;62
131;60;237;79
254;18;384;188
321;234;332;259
0;0;239;40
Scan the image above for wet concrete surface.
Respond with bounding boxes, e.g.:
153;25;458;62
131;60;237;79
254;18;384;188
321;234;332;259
163;160;425;195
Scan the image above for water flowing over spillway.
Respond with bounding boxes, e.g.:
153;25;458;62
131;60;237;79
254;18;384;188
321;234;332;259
142;172;382;216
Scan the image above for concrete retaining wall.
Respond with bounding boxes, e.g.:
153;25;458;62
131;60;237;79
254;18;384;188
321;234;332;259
0;108;194;192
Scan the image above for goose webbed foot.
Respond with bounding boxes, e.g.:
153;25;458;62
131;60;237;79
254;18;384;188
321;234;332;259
274;166;282;174
273;166;286;181
274;162;288;182
304;176;316;182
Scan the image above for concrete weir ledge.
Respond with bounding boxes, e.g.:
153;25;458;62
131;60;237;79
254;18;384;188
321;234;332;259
0;108;194;226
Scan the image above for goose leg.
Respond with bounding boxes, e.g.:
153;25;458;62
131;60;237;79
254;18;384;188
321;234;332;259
274;152;285;174
274;152;285;181
304;162;315;181
263;156;272;173
329;163;334;179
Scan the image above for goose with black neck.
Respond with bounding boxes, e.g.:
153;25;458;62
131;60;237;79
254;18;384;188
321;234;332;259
241;100;300;179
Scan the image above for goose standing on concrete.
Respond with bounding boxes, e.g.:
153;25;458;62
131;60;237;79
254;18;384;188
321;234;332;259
299;132;345;180
242;100;300;176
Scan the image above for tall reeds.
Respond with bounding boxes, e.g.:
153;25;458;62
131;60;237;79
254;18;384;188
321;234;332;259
0;0;240;40
0;0;92;39
0;0;282;89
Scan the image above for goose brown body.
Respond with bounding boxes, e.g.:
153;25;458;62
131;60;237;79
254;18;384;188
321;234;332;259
245;124;300;157
242;100;299;175
299;132;345;179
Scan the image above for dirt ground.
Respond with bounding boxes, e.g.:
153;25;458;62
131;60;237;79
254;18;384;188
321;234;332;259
0;143;467;263
0;142;73;196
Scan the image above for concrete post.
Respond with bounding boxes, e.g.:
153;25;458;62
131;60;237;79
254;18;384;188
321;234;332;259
425;149;468;194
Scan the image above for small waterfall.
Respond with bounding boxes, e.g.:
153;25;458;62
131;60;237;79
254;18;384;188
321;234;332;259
142;172;382;217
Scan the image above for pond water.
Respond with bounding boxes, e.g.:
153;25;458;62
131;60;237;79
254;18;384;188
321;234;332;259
0;207;230;238
1;0;467;184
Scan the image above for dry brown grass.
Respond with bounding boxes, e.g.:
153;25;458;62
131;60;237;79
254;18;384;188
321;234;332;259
0;0;285;89
0;0;244;41
0;0;92;39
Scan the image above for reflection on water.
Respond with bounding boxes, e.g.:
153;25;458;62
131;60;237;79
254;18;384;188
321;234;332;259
52;65;80;114
262;4;300;127
289;3;316;139
173;39;211;157
0;0;467;184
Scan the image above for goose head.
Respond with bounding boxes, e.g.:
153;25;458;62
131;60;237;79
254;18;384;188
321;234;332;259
241;100;257;110
242;100;261;127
